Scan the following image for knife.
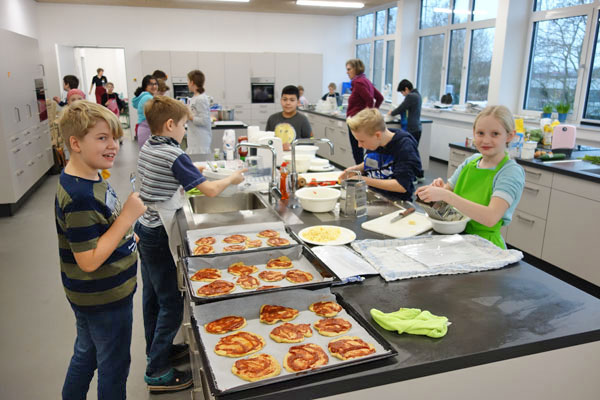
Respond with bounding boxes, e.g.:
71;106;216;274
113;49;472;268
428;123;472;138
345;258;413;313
390;207;416;223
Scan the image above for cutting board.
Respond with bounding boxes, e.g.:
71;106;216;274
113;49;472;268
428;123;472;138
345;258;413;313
299;171;341;182
361;209;432;239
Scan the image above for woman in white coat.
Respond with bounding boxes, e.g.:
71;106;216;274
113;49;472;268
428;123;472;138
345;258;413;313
186;70;212;156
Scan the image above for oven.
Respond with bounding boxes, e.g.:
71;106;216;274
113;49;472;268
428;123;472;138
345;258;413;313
172;77;192;104
251;77;275;104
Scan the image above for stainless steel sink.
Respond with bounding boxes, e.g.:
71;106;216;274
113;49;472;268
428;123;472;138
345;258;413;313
188;192;266;214
582;168;600;176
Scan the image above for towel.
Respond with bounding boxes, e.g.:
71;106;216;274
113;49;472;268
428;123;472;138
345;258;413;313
370;308;449;338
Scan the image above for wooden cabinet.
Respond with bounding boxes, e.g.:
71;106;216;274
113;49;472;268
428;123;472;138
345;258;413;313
198;52;225;104
507;210;546;257
224;53;251;104
447;147;473;179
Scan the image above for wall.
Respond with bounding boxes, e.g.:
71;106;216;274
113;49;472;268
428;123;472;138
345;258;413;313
0;0;37;38
35;3;354;104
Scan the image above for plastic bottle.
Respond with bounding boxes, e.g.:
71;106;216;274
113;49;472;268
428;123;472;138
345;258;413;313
280;162;289;200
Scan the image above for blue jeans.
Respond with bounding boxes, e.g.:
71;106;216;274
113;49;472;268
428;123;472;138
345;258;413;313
134;222;183;377
62;298;133;400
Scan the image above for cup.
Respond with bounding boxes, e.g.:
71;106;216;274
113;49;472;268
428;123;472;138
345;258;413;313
521;141;538;160
245;156;261;176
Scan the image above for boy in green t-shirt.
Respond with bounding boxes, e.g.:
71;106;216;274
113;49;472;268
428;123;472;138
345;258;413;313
55;101;146;399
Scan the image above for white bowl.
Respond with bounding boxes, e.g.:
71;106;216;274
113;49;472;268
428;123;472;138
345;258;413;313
294;145;319;158
310;158;330;167
428;215;471;234
202;168;239;197
283;154;313;173
295;187;341;213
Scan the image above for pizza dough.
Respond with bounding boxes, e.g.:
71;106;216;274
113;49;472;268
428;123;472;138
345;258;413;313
256;285;280;291
224;244;247;252
214;331;265;358
309;301;342;317
285;269;313;283
196;280;235;297
269;323;313;343
227;262;258;276
205;316;247;334
283;343;328;372
193;244;214;255
266;237;290;247
257;229;280;239
266;256;293;269
259;305;299;324
195;236;216;245
313;317;352;337
236;275;260;290
190;268;221;282
246;239;262;248
328;336;375;360
258;270;285;282
223;234;248;244
231;353;281;382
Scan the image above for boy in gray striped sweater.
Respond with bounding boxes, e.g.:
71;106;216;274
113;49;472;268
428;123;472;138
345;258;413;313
135;96;245;393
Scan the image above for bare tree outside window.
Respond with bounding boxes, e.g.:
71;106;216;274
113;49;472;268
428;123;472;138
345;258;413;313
418;34;445;102
447;29;466;104
357;14;374;39
535;0;592;12
373;40;384;90
356;43;372;79
525;16;586;110
584;16;600;119
421;0;450;29
385;40;395;101
467;27;495;102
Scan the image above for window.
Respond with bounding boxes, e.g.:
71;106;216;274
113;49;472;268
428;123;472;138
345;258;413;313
524;15;587;111
356;43;371;78
452;0;469;24
418;34;445;102
387;7;398;34
373;40;384;91
357;14;374;39
467;27;495;102
447;29;466;104
376;10;386;36
385;40;395;101
420;0;450;29
535;0;593;11
472;0;498;22
584;15;600;119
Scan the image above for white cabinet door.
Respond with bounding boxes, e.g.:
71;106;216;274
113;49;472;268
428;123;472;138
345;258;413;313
542;188;600;285
170;51;198;79
250;53;275;77
298;54;323;104
198;52;225;104
275;53;299;99
224;53;251;104
141;51;171;79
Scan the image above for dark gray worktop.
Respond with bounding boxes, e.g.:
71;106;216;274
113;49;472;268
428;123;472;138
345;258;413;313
450;142;600;184
302;109;433;125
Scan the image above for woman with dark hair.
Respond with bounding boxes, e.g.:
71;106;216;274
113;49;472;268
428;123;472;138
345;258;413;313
345;59;383;164
89;68;108;104
132;75;158;148
152;70;170;96
186;70;212;157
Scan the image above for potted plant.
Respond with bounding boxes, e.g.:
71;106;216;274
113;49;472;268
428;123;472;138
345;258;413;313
555;102;571;123
542;104;553;119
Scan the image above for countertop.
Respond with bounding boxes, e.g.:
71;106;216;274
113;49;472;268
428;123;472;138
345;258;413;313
302;109;433;125
176;190;600;400
449;142;600;184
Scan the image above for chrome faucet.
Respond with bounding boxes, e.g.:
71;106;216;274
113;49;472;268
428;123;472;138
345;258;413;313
289;138;334;208
234;142;279;203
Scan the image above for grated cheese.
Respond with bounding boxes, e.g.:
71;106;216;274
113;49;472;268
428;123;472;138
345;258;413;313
302;226;341;243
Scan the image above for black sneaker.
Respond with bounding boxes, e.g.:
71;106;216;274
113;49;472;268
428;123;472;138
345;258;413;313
146;368;193;393
169;343;189;362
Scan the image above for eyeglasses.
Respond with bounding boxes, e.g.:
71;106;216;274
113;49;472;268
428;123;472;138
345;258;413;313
149;82;158;86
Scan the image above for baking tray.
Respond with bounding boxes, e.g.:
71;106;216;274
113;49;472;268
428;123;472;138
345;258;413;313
185;221;299;257
190;288;398;397
184;245;341;304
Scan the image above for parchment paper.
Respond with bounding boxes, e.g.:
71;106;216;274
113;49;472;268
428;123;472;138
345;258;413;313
186;246;333;298
191;288;390;393
187;221;297;255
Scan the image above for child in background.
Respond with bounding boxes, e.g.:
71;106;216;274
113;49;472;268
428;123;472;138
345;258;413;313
135;96;245;393
298;85;308;107
321;82;342;106
101;82;124;116
416;105;525;248
55;101;147;399
55;89;86;163
266;85;312;151
67;89;85;104
132;75;158;148
53;75;80;107
186;69;212;157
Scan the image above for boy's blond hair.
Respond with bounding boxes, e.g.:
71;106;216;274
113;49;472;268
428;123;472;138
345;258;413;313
58;100;123;151
346;108;385;136
473;105;516;139
144;95;192;135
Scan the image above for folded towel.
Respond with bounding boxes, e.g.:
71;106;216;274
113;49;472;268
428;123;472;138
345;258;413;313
370;308;449;338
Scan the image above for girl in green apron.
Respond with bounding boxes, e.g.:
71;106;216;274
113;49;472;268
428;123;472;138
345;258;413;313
416;105;525;248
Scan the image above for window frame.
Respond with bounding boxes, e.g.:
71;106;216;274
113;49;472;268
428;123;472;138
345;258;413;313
417;0;496;105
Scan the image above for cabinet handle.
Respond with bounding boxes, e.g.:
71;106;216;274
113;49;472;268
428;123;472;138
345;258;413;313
27;104;32;118
36;153;43;159
524;169;542;177
449;163;460;168
25;141;32;146
451;150;466;157
14;107;20;122
27;160;35;167
24;130;31;136
16;170;24;176
517;214;535;224
12;148;20;154
11;136;19;142
523;186;540;194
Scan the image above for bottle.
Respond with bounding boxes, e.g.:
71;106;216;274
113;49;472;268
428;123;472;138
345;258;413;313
280;162;289;200
213;148;221;161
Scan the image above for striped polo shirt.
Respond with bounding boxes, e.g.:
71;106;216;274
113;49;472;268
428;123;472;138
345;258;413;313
137;135;206;228
55;171;137;311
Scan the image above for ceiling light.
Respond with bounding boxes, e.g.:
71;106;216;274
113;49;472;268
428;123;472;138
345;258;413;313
207;0;250;2
296;1;364;9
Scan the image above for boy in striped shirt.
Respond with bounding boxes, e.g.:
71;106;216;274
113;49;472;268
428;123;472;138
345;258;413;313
55;101;147;400
136;96;244;392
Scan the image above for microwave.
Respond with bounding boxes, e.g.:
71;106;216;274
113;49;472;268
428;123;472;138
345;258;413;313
251;77;275;104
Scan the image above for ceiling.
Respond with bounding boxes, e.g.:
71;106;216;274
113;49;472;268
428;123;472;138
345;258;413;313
35;0;395;16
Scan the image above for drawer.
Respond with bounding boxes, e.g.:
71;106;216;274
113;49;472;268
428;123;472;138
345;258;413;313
516;182;551;220
8;142;26;171
551;173;600;202
522;166;553;187
505;210;546;258
448;148;472;163
447;161;461;180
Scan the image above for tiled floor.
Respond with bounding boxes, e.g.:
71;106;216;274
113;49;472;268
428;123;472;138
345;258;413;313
0;133;447;399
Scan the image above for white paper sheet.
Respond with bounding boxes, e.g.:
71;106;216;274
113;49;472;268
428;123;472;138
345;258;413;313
311;246;379;280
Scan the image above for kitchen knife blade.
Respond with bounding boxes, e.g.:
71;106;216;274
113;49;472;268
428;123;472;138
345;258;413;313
390;207;416;223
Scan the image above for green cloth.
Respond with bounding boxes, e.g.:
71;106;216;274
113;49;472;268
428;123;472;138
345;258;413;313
370;308;449;338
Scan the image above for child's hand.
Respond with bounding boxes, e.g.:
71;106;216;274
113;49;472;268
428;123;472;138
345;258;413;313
416;185;450;203
431;177;445;188
196;165;206;173
121;192;147;222
338;167;355;181
229;168;248;185
53;96;60;103
283;143;291;151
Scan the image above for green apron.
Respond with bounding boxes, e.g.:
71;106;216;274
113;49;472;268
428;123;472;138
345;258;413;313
453;154;509;248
